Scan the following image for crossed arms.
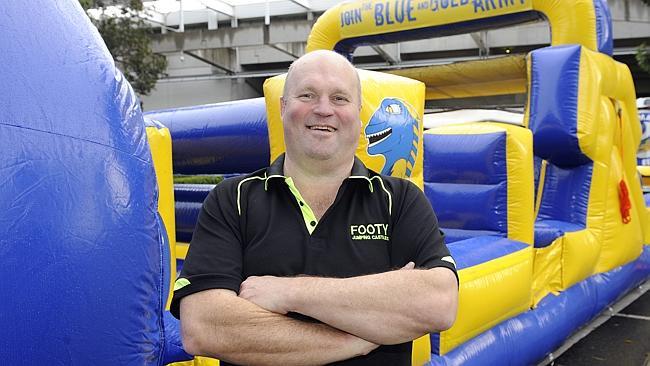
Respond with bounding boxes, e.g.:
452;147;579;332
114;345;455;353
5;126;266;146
179;264;458;365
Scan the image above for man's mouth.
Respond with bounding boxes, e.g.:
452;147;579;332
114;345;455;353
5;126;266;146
308;125;336;132
367;127;392;147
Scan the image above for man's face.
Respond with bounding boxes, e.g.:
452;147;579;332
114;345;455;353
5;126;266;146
280;54;361;164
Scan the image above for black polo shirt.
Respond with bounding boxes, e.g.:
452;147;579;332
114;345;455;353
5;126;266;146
171;154;457;365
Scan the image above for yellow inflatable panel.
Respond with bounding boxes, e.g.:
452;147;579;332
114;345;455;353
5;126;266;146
531;238;562;306
263;68;426;188
575;49;604;161
585;50;645;273
440;246;533;354
176;241;190;260
145;124;177;310
639;166;650;192
591;50;647;245
169;356;219;366
307;0;602;54
561;230;600;288
388;55;527;100
595;148;644;273
412;334;431;366
505;124;535;245
638;165;650;177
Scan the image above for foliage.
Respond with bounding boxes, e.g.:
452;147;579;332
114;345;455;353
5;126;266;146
640;1;650;75
80;0;167;95
174;175;225;185
637;43;650;75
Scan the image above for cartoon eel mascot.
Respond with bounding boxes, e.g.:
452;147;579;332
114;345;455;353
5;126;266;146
365;98;419;178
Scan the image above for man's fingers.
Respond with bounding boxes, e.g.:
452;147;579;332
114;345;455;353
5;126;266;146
400;262;415;270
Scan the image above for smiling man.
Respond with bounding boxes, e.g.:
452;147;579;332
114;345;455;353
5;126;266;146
171;50;458;366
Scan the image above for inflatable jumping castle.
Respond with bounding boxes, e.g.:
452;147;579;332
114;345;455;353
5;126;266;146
2;0;648;365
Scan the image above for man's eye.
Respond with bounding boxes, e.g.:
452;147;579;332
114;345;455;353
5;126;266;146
298;94;314;100
333;96;350;103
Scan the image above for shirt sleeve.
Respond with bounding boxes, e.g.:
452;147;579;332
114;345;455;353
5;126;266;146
170;181;244;319
389;180;458;284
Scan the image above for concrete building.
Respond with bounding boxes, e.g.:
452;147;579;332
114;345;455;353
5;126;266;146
139;0;650;111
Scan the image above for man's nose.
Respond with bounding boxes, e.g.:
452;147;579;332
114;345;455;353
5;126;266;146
313;96;334;116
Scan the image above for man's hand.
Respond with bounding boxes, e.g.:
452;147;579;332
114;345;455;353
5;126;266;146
239;275;296;314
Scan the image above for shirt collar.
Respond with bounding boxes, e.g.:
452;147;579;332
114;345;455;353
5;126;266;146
350;156;372;178
267;154;286;177
266;153;375;191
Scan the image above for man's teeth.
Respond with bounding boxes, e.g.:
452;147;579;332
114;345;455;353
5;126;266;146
309;126;335;132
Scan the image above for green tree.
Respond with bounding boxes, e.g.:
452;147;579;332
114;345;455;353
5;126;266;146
638;43;650;75
639;0;650;74
80;0;167;95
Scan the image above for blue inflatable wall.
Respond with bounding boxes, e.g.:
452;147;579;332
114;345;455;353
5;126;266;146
145;98;269;175
0;1;171;364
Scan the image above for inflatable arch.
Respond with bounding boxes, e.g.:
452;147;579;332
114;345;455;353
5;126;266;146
306;0;613;58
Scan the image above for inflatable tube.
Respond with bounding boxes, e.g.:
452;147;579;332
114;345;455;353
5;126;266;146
428;245;649;365
306;0;612;58
0;0;169;364
174;184;213;244
145;98;269;175
176;201;204;243
175;184;214;203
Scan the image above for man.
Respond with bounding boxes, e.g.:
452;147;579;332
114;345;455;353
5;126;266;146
171;50;458;365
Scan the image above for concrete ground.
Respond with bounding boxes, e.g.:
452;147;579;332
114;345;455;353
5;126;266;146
554;290;650;366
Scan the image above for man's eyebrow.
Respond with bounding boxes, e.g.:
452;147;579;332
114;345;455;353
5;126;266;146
331;88;353;96
292;85;315;93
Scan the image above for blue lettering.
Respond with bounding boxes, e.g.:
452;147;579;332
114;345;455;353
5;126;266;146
354;8;362;23
341;9;363;26
386;1;394;24
441;0;449;8
461;0;469;4
473;0;485;12
375;3;384;25
407;0;416;20
486;0;496;10
395;0;404;22
431;0;438;11
451;0;459;7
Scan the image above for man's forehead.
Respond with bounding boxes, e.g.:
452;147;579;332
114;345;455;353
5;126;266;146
283;51;361;100
293;59;354;76
290;64;358;88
